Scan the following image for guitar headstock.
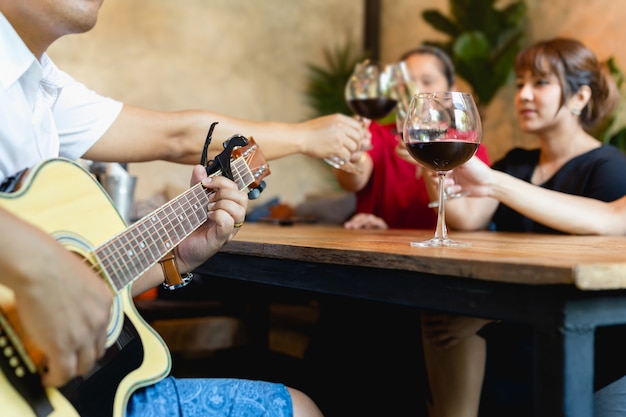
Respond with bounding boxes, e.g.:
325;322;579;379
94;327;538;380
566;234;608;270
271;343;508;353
204;134;270;199
231;137;270;199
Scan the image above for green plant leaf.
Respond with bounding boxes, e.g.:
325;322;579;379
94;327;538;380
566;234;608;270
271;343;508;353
422;10;460;38
453;33;493;105
607;127;626;153
501;2;528;27
422;0;527;107
304;40;365;118
607;57;625;89
592;56;626;153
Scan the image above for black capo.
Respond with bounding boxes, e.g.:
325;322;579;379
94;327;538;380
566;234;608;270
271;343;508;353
201;122;264;199
201;122;247;181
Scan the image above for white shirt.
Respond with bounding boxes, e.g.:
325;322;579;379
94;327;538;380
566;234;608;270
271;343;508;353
0;11;123;182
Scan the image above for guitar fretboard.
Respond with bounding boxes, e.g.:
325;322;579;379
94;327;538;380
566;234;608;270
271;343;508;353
95;157;253;291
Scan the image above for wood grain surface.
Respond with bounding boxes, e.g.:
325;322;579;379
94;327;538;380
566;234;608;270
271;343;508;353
225;224;626;290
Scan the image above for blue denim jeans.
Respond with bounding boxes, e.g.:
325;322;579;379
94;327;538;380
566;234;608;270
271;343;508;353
595;374;626;417
127;376;292;417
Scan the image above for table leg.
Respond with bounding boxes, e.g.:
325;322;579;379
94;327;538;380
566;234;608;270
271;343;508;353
534;323;594;417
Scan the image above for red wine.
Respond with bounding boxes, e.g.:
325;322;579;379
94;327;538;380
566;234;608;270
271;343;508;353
407;140;478;171
348;98;398;119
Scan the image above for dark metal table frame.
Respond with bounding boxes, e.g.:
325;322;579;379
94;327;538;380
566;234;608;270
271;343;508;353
197;252;626;417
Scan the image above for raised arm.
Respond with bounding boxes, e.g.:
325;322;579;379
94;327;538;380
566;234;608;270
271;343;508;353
85;105;368;164
448;156;626;235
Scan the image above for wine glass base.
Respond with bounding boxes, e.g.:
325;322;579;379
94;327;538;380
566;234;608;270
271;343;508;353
410;238;471;248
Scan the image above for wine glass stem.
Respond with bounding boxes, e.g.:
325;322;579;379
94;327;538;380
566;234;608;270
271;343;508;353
434;172;448;242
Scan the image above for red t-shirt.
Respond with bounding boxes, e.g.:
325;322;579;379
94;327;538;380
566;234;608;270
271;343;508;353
355;121;491;229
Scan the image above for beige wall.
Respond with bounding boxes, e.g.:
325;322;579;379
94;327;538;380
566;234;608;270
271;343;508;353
48;0;626;209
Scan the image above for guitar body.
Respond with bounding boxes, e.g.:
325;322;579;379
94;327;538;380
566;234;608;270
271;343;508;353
0;158;171;417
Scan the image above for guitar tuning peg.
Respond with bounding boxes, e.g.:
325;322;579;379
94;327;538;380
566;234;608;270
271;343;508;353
248;188;261;199
247;180;266;200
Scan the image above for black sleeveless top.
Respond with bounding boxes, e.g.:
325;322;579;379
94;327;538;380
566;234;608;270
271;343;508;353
491;145;626;233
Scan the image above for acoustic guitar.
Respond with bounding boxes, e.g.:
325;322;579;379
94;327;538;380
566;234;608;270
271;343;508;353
0;136;269;417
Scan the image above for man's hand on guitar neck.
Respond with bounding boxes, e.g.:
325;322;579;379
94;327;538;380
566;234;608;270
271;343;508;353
133;166;248;293
180;165;248;266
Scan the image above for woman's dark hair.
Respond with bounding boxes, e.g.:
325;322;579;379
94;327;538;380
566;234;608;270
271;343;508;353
514;37;619;132
400;45;455;88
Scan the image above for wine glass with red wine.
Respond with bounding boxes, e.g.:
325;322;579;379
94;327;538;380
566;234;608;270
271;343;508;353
324;60;406;172
403;91;482;247
345;60;402;120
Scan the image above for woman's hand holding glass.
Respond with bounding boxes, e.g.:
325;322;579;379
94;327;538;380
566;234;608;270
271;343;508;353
322;116;372;174
444;156;495;198
294;113;369;173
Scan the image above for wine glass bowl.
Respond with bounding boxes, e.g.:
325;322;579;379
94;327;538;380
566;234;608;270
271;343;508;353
345;60;400;120
403;91;482;247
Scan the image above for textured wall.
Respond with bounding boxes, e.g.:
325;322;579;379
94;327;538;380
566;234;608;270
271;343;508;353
48;0;626;208
49;0;363;208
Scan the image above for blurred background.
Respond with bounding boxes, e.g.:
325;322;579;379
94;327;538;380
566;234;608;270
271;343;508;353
48;0;626;212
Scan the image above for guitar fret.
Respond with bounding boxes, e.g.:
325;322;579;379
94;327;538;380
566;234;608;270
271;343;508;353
185;192;204;228
136;216;161;268
187;187;208;227
231;158;254;190
159;204;177;251
99;233;139;290
123;224;150;274
167;196;190;244
137;232;155;271
98;245;124;290
114;234;134;283
120;232;144;280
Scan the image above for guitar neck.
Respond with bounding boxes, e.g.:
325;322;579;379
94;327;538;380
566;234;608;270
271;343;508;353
96;157;253;291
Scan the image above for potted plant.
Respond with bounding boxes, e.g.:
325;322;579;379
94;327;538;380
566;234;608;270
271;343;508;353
421;0;528;109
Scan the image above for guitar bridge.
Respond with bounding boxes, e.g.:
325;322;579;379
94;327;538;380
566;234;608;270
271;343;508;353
0;313;56;416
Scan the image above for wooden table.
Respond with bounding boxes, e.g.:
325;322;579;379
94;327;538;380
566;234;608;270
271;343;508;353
195;223;626;417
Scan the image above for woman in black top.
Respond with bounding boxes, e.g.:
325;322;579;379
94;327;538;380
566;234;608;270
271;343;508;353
421;37;626;417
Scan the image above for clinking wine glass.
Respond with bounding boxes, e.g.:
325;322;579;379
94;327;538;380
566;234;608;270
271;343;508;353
324;60;405;173
345;60;411;119
403;91;482;247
